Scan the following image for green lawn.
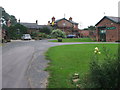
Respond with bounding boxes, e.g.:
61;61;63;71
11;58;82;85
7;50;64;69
49;38;95;42
46;44;119;88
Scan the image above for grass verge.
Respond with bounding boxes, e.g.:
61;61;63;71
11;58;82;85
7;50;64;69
45;44;119;88
49;38;95;42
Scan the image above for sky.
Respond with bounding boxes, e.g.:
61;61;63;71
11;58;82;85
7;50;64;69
1;0;120;29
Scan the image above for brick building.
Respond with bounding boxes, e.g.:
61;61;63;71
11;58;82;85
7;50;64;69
95;16;120;42
48;17;80;37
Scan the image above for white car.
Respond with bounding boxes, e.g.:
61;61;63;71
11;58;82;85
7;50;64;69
21;34;32;40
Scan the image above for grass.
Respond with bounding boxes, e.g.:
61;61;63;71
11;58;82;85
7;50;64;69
46;44;119;88
49;38;95;42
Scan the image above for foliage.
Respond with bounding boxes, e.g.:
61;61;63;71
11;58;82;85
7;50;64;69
39;26;52;35
51;29;66;38
2;24;9;31
1;7;17;26
31;32;48;39
83;26;96;30
8;23;27;39
80;46;120;88
1;7;17;40
9;15;17;25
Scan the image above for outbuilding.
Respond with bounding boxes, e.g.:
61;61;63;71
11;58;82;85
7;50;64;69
95;16;120;42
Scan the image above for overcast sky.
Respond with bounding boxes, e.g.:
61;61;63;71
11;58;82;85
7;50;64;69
1;0;120;29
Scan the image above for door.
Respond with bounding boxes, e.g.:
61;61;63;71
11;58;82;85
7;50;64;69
99;30;106;42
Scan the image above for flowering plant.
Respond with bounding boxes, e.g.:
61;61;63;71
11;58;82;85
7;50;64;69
94;47;101;54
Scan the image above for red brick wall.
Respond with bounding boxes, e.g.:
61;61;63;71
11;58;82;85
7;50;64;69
56;20;79;35
118;24;120;41
73;24;78;29
79;30;89;37
57;20;73;28
96;18;120;42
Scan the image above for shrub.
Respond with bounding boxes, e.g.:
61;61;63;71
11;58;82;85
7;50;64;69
51;29;66;38
80;46;120;88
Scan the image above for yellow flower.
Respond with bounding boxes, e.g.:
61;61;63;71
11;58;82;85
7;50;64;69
74;73;79;76
98;52;101;54
94;50;97;53
95;47;99;51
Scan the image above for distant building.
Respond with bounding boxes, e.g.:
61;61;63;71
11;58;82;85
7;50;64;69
48;17;80;37
95;16;120;42
20;20;51;34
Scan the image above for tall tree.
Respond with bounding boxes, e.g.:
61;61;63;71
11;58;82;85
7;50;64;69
1;7;17;26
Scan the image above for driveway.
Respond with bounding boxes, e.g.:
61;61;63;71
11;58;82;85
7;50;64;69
2;40;53;88
2;40;117;88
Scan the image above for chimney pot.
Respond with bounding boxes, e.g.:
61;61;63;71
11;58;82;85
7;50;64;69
48;21;50;25
52;16;55;22
36;20;38;24
69;17;72;21
18;19;20;23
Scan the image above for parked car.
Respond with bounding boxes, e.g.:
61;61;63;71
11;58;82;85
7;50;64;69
67;35;76;38
21;34;32;40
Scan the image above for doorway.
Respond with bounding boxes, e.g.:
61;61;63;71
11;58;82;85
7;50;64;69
98;27;106;42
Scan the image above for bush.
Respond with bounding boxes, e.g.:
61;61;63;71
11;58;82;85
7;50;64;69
80;46;120;88
51;29;66;38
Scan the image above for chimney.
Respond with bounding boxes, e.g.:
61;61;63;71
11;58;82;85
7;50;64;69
18;19;20;23
69;17;72;21
48;21;50;25
52;16;55;22
36;20;38;24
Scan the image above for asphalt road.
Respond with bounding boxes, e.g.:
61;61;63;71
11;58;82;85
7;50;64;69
2;40;54;88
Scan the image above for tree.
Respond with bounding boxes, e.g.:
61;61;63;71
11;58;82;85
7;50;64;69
51;29;66;38
39;26;52;35
1;7;17;25
8;23;27;39
88;26;96;30
83;26;96;30
10;15;17;25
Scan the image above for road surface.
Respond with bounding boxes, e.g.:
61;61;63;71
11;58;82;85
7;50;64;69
2;40;54;88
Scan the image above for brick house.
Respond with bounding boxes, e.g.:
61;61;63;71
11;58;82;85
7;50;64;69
95;16;120;42
48;17;80;37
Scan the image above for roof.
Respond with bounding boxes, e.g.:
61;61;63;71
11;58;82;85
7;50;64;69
20;23;39;29
20;23;51;29
55;18;78;25
95;16;120;26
